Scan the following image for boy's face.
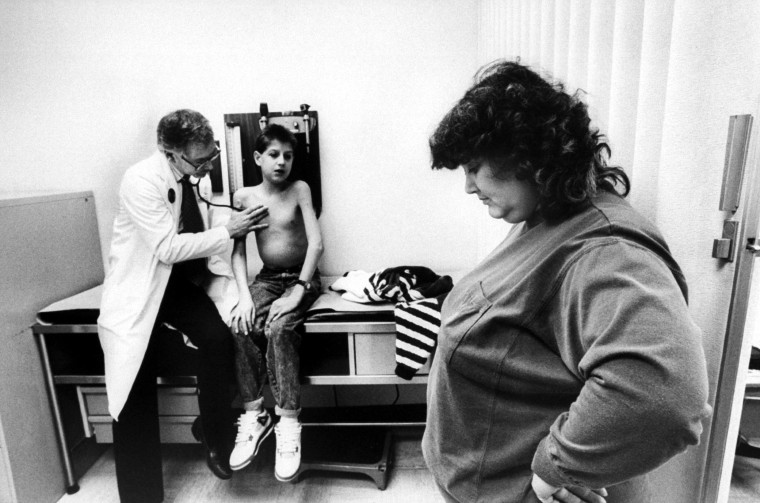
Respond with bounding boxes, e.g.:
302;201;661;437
254;139;294;184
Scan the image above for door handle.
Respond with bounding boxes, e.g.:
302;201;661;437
713;220;739;261
747;238;760;253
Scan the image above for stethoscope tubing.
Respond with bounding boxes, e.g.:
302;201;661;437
190;178;243;212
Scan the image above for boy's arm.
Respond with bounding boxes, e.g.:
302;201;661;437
296;182;324;285
268;183;324;322
229;190;259;335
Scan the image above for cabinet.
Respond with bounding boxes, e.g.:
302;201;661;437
0;192;103;503
302;320;430;384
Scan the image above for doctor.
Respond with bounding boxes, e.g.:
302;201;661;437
98;109;268;503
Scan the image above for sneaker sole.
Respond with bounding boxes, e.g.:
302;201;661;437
230;421;274;471
275;466;301;483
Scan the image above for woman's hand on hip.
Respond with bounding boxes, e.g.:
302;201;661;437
531;473;607;503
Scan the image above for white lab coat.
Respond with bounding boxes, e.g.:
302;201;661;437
98;151;238;420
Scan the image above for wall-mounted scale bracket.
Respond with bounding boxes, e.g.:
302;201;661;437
223;104;321;215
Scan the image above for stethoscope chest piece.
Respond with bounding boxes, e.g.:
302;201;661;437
168;188;176;203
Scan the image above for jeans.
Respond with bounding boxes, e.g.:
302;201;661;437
232;266;321;417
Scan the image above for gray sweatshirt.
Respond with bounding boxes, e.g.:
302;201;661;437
422;190;712;503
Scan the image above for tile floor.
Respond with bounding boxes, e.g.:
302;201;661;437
58;427;440;503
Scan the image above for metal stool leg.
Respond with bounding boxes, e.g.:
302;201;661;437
36;332;79;494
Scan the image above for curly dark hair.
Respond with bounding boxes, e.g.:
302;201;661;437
430;60;629;220
157;109;214;151
254;123;298;154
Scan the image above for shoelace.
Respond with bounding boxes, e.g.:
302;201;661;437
275;422;302;455
235;412;264;443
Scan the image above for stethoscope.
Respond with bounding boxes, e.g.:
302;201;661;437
168;177;242;212
166;152;243;212
188;177;243;212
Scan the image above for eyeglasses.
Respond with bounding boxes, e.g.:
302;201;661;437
181;146;221;171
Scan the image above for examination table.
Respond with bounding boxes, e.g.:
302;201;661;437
33;286;429;493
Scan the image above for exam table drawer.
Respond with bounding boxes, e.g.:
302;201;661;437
80;386;199;443
81;386;200;416
354;333;430;375
90;417;197;444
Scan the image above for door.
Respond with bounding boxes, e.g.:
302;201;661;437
701;113;760;503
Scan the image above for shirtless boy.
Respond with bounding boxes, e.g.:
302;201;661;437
227;124;323;481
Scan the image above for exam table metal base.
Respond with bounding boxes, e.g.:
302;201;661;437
736;434;760;459
35;331;80;494
293;425;393;490
33;318;423;495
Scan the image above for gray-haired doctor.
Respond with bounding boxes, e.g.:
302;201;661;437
98;109;267;503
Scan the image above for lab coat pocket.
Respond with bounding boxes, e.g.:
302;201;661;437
439;281;493;366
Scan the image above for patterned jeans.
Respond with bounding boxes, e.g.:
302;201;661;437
231;266;321;418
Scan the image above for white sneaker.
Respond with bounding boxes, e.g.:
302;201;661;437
274;420;302;481
229;410;273;471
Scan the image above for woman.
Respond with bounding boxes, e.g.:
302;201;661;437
422;61;711;503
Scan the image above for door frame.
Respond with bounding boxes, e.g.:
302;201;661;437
701;110;760;503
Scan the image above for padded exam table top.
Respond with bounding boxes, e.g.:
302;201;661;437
36;285;395;325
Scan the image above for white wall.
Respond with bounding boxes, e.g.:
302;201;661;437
0;0;481;277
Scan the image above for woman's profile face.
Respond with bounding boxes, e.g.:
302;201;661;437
462;160;540;224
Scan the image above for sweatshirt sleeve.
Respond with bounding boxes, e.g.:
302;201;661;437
531;241;712;489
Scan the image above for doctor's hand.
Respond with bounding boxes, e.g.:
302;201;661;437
229;297;255;336
531;473;607;503
226;205;268;239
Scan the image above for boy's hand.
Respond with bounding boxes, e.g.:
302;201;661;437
229;297;255;335
267;294;302;324
226;205;268;239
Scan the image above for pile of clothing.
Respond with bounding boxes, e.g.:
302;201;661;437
331;266;452;380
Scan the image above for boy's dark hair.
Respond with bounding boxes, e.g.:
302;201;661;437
157;109;214;151
254;123;298;154
429;60;630;220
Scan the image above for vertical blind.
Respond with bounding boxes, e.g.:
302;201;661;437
477;0;673;223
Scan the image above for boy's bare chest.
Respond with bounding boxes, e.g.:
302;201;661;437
265;198;301;229
247;191;301;230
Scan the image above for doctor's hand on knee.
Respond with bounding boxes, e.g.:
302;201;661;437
531;473;607;503
229;297;255;336
226;204;269;238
